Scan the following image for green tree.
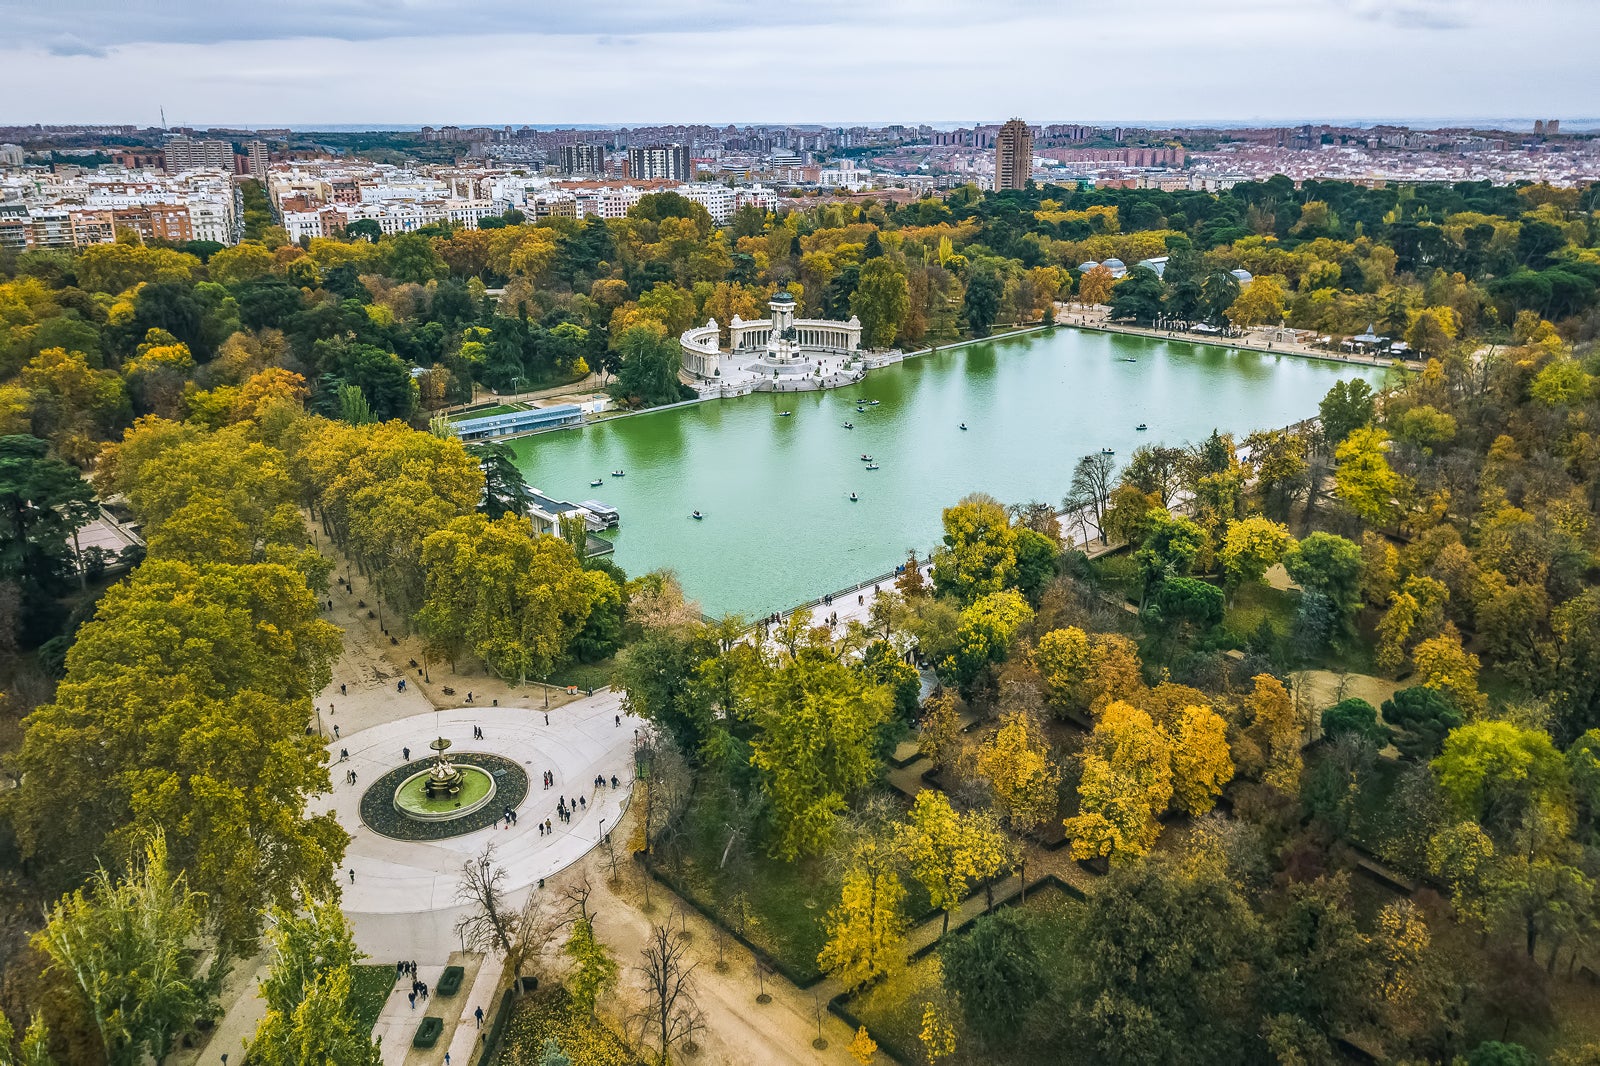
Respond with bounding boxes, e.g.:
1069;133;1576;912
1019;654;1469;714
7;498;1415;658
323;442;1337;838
851;257;911;348
747;652;892;859
938;910;1045;1047
940;588;1033;690
1321;698;1386;747
247;889;380;1066
1433;721;1572;849
1151;576;1224;633
1319;378;1376;446
1383;686;1463;760
468;440;535;519
1066;850;1265;1064
1284;532;1364;631
33;835;224;1066
0;434;97;632
609;325;688;408
961;267;1003;336
616;623;717;753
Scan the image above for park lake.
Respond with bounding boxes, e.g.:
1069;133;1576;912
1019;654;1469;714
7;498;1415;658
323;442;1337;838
512;327;1390;617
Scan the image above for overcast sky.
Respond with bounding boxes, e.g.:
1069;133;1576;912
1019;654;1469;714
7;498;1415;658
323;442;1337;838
1;0;1594;128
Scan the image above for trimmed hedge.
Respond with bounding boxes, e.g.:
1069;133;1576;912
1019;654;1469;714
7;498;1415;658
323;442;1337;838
413;1016;444;1049
437;964;465;997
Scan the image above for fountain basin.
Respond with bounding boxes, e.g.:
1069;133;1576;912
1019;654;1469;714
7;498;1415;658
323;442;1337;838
394;764;497;822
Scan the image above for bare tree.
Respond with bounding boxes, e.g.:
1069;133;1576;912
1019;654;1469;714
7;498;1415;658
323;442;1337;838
453;843;534;988
630;917;705;1065
1067;452;1117;544
637;727;692;865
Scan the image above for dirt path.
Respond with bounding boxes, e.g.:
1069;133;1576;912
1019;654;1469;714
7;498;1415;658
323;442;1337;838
533;814;862;1066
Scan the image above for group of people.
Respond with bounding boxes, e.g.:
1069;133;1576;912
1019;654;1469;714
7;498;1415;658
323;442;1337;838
499;805;519;828
344;769;358;786
593;773;620;789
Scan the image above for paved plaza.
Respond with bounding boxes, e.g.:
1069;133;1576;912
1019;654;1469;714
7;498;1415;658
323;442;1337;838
310;693;643;960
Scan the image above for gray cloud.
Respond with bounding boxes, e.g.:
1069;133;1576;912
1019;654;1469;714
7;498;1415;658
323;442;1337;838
5;0;1518;53
0;1;1595;125
45;33;109;57
0;0;1009;51
1347;0;1473;30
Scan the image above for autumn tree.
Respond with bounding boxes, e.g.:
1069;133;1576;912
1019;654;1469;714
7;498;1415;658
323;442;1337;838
1065;701;1174;863
931;493;1016;603
1166;703;1235;815
1239;673;1305;792
1219;516;1293;599
418;513;613;682
818;835;907;991
899;791;972;933
1227;275;1289;327
1335;427;1408;528
975;711;1062;836
13;558;345;947
564;916;619;1015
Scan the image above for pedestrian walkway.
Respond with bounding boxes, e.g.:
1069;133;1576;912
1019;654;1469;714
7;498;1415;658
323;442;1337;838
309;695;641;960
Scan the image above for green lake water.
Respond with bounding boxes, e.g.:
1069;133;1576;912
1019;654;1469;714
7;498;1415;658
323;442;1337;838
512;328;1388;618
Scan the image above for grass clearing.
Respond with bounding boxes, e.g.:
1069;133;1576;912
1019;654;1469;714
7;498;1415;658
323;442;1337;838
349;963;395;1038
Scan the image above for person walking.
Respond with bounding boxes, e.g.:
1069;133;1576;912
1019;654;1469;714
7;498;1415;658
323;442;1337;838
333;724;340;739
476;1006;484;1028
403;746;410;760
409;991;416;1010
348;869;355;883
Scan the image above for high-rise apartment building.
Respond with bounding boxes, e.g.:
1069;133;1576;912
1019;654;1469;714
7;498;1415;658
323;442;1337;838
244;140;271;181
561;143;606;175
994;119;1033;191
162;135;234;173
627;143;691;181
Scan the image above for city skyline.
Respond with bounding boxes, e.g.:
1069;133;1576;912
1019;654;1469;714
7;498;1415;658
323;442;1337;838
2;0;1596;125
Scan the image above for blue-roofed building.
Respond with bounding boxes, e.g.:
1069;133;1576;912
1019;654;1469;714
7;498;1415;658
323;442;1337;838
450;404;584;441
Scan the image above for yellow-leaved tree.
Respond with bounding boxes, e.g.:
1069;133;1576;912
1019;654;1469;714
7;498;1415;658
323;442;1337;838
975;711;1062;837
818;836;907;991
1064;701;1173;863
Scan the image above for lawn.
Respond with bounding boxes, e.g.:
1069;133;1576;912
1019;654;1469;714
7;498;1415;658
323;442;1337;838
493;985;639;1066
349;964;396;1038
449;403;525;421
656;783;943;986
1221;582;1298;645
656;789;835;985
549;657;618;693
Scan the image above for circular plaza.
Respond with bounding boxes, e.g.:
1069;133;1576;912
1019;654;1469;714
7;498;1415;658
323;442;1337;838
312;694;642;958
